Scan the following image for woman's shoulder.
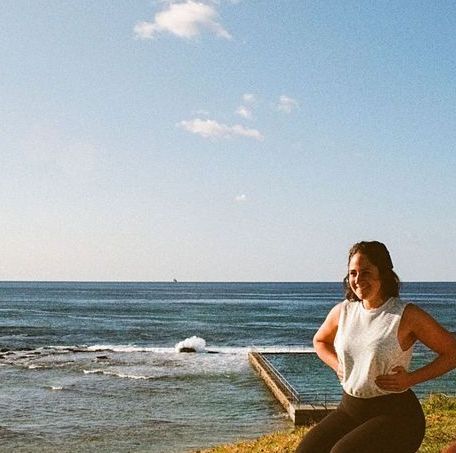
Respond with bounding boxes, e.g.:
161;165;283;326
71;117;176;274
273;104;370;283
331;299;359;320
324;301;346;324
340;298;357;306
335;299;356;311
400;301;456;352
341;298;361;310
400;300;439;331
400;299;422;317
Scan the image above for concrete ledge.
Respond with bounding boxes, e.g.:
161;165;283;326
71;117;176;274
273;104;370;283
292;406;334;425
249;351;337;425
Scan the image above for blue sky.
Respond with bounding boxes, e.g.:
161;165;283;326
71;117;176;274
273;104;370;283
1;1;455;281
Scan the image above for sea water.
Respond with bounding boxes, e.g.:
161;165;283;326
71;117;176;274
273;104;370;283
0;282;454;452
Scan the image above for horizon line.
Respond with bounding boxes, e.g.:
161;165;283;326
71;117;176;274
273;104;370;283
0;280;454;284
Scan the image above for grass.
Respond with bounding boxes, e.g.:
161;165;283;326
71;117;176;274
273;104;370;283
194;394;456;453
419;394;456;453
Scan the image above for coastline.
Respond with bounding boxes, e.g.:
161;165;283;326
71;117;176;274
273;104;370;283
194;394;456;453
1;282;454;452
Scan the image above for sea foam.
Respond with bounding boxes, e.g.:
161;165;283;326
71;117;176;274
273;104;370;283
175;336;206;353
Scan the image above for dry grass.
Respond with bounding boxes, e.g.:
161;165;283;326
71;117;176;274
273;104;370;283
194;394;456;453
193;426;310;453
419;394;456;453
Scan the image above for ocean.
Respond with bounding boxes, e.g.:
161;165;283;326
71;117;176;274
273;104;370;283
0;282;455;452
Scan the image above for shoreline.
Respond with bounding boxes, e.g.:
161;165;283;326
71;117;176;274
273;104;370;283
193;394;456;453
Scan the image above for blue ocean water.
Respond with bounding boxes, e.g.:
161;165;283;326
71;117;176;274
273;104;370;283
0;282;454;452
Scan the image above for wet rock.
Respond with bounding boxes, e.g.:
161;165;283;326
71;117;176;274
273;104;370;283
0;427;17;439
178;347;197;353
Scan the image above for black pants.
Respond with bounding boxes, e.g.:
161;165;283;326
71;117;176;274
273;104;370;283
295;390;425;453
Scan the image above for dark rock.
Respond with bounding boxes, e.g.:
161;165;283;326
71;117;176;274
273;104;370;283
178;347;196;353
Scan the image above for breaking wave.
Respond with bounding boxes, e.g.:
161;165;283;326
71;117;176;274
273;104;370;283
174;336;206;353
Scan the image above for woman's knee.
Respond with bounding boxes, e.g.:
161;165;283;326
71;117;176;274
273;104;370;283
294;410;355;453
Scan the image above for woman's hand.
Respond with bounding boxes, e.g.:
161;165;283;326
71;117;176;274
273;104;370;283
375;366;411;392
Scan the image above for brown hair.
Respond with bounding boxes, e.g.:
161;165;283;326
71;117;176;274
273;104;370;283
343;241;400;301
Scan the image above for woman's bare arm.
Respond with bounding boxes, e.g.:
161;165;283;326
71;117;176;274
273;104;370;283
313;303;341;375
376;304;456;391
405;304;456;385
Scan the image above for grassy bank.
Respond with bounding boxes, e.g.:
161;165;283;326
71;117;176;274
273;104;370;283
195;394;456;453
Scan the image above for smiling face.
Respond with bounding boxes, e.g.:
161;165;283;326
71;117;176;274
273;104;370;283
348;252;384;307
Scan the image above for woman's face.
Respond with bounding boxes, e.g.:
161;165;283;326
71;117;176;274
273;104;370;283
348;252;383;305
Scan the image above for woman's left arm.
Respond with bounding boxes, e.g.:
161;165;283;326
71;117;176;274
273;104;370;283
376;304;456;391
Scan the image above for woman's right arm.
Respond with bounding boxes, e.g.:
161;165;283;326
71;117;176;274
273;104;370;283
313;303;342;376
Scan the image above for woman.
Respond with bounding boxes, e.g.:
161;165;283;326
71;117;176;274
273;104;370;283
296;241;456;453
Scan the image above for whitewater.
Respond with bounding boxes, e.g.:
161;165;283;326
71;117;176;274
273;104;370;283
0;281;454;452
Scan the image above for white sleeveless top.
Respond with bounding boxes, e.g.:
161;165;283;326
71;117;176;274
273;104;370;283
334;297;413;398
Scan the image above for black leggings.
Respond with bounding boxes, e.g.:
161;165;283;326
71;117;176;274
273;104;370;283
295;390;425;453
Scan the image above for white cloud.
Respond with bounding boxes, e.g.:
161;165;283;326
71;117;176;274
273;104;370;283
277;95;298;113
242;93;255;104
134;1;231;40
235;105;252;119
178;118;264;140
235;93;256;119
234;194;247;202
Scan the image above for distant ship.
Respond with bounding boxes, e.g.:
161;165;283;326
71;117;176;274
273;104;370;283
173;278;178;283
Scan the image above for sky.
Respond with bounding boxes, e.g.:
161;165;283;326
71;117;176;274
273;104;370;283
1;1;455;282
